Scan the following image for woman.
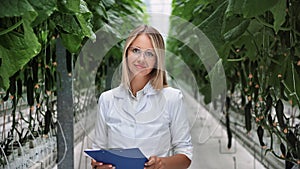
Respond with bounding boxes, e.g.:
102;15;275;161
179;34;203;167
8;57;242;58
91;25;193;169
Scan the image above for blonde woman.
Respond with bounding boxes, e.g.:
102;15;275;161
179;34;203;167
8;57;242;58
91;25;193;169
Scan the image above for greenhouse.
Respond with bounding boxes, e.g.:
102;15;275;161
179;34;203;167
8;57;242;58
0;0;299;169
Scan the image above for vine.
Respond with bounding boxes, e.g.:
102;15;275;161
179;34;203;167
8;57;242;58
0;0;145;167
168;0;300;167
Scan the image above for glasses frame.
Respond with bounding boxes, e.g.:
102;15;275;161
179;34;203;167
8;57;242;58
127;46;156;60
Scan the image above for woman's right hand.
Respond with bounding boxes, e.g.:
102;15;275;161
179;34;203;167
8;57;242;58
91;159;114;169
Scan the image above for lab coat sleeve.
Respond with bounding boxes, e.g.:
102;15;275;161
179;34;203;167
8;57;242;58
169;91;193;161
92;93;108;149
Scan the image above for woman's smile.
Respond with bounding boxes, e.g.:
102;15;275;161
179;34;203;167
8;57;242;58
134;64;146;69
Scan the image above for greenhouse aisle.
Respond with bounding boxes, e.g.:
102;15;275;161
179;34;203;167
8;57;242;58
51;89;267;169
183;91;266;169
2;0;299;169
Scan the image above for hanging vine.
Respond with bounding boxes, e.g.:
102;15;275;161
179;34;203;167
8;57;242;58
0;0;145;167
168;0;300;167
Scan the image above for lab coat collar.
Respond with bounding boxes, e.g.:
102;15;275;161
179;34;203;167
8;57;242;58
113;82;157;99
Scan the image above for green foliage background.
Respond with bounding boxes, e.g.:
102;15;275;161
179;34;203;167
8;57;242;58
168;0;300;166
1;0;300;167
0;0;145;166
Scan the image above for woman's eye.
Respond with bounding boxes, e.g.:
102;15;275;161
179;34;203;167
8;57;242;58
132;48;140;53
145;51;154;58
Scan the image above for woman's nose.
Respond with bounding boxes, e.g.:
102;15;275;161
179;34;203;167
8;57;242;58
136;53;146;62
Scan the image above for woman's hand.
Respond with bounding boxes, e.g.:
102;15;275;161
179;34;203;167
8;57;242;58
91;159;114;169
144;156;166;169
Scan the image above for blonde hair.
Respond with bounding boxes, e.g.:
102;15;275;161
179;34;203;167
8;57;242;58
121;25;168;90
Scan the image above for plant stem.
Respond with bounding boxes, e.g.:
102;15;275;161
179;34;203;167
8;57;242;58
227;58;244;62
0;20;22;36
255;17;291;32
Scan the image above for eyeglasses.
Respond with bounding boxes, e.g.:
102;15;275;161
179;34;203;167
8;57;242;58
128;46;156;60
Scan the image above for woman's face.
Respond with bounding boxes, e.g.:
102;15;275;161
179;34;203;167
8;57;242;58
127;34;157;79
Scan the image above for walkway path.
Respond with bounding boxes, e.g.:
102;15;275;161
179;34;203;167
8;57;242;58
184;91;265;169
64;90;267;169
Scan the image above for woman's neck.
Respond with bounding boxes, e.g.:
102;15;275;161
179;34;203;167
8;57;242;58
130;75;150;96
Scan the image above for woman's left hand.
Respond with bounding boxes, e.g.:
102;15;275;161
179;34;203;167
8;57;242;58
144;156;166;169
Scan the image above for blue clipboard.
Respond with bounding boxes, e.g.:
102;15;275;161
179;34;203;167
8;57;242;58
84;148;148;169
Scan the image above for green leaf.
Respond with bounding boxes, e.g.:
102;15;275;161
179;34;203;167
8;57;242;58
225;0;244;17
233;20;264;61
197;1;228;53
79;0;91;14
234;35;256;61
0;11;41;90
75;15;95;39
0;0;35;17
242;0;280;18
247;19;263;33
75;0;96;40
66;0;80;13
94;1;108;19
102;0;115;8
52;13;82;35
28;0;57;26
270;0;286;33
60;33;83;53
177;0;206;21
56;0;80;14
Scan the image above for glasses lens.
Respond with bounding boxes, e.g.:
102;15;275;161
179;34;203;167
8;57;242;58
144;50;155;58
129;47;156;59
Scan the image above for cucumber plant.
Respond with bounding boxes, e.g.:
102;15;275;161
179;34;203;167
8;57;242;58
0;0;145;167
168;0;300;166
